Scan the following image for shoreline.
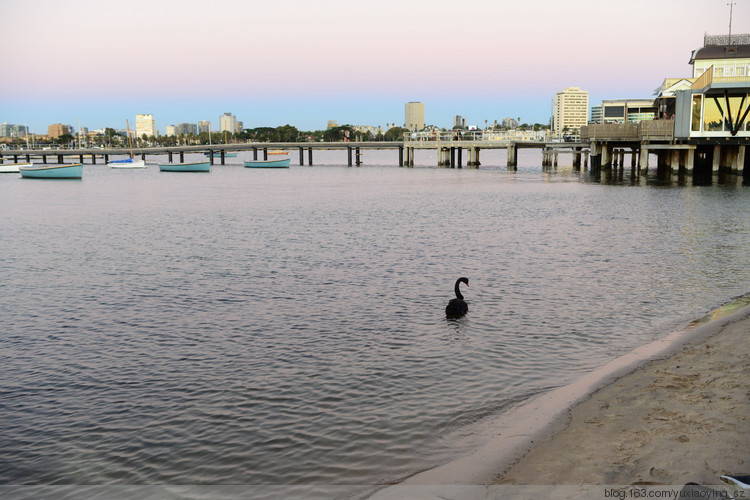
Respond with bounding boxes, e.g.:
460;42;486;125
371;298;750;497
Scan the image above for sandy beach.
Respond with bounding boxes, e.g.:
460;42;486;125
373;302;750;499
496;309;750;486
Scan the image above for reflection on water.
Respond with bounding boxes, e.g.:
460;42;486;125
1;150;750;488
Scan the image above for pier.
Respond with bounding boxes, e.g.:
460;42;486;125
2;127;746;179
0;142;403;168
401;131;587;169
0;136;589;170
582;121;750;178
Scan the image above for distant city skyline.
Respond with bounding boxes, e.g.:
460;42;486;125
2;0;745;135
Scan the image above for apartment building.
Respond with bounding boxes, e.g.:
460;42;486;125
553;87;588;137
135;114;157;138
220;113;237;133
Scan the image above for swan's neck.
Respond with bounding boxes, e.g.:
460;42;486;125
454;282;464;300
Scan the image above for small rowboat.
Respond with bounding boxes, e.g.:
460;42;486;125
244;158;290;168
0;162;33;173
158;161;211;172
20;163;83;179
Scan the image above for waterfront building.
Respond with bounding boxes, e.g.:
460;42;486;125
554;87;588;137
47;123;72;138
405;102;425;131
236;121;244;134
690;34;750;79
582;33;750;175
589;99;658;124
673;34;750;139
165;125;177;137
135;114;157;138
327;120;339;129
453;115;466;129
198;121;211;134
220;113;237;133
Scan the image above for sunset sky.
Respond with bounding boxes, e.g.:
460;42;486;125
2;0;745;134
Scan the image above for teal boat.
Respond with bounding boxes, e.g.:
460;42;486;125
19;163;83;179
158;161;211;172
244;158;291;168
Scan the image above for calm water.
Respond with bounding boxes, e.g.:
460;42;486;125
2;149;750;492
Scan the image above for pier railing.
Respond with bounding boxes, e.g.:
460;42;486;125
403;130;549;143
580;121;674;142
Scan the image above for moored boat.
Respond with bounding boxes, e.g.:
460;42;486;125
19;163;83;179
0;162;33;173
109;158;147;169
109;119;147;168
244;158;291;168
158;161;211;172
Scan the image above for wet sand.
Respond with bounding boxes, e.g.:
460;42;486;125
372;302;750;498
495;307;750;486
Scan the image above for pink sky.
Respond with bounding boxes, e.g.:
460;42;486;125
1;0;744;133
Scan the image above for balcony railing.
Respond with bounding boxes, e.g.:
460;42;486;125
692;66;714;89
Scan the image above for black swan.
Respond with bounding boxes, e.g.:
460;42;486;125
445;277;469;317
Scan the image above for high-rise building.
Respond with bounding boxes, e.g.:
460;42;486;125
165;125;177;137
220;113;237;133
553;87;588;137
135;114;157;138
453;115;466;129
0;123;29;137
176;123;197;135
405;102;425;131
198;120;211;134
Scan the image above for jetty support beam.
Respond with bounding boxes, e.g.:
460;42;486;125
467;147;480;168
507;143;517;170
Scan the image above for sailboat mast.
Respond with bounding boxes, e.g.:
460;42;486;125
126;119;134;160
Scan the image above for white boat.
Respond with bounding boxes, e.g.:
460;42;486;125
108;119;147;168
109;158;146;169
0;162;32;173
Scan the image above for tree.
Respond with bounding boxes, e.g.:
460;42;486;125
57;133;74;145
322;125;355;142
384;126;407;141
276;124;299;142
